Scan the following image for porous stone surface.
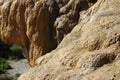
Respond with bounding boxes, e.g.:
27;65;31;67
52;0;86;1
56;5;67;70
0;0;95;67
0;0;59;67
1;0;120;80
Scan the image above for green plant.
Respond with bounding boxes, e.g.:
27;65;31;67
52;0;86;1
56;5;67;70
0;57;11;73
9;43;24;60
15;73;21;77
0;39;24;60
10;44;22;52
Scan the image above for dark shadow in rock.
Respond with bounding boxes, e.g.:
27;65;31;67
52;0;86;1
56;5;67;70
92;53;116;68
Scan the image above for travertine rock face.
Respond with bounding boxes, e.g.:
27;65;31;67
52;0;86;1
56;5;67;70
0;0;94;67
54;0;94;44
0;0;59;67
1;0;120;80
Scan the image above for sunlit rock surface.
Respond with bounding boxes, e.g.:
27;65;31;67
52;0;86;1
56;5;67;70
1;0;120;80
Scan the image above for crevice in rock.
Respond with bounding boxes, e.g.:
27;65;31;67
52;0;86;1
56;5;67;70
89;0;98;4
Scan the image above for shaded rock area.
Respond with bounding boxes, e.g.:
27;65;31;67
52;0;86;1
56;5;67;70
1;0;120;80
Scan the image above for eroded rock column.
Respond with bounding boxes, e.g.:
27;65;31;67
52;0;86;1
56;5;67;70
0;0;59;67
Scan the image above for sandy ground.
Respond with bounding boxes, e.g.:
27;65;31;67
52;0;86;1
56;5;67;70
0;59;30;78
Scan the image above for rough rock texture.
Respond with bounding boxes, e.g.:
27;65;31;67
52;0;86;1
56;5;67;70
54;0;95;44
0;0;59;67
1;0;120;80
0;0;95;67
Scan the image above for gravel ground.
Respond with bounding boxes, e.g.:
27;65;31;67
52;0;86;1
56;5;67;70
7;59;30;77
0;59;30;79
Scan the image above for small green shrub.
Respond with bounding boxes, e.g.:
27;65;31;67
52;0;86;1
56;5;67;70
0;57;11;73
15;73;21;77
0;39;24;60
9;44;24;60
10;44;22;52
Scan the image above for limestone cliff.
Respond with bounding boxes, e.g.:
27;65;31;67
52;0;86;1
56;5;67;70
0;0;95;67
1;0;120;80
0;0;59;67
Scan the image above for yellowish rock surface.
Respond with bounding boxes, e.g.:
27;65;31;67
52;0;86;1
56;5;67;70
0;0;120;80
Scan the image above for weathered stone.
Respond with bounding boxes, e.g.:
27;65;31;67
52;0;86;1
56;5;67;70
19;0;120;80
1;0;120;80
0;0;94;67
54;0;95;44
0;0;59;67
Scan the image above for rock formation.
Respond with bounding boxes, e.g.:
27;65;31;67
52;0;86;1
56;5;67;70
1;0;120;80
0;0;59;67
0;0;95;67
